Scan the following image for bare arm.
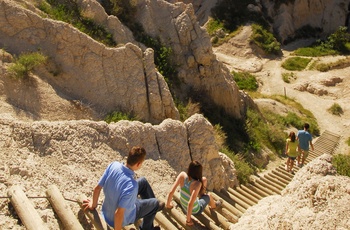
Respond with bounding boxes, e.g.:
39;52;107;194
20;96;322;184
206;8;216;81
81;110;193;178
310;141;314;151
83;185;102;211
166;172;185;208
114;207;125;230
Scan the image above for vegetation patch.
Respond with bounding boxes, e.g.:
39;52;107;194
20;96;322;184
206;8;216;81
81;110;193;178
251;24;281;55
332;154;350;177
232;71;258;91
327;103;343;116
8;52;47;79
281;72;297;83
38;0;116;47
314;57;350;72
222;148;254;184
206;19;242;47
104;111;135;123
293;26;350;57
281;57;311;71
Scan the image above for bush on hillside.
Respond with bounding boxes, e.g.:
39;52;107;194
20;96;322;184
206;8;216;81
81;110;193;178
327;103;343;116
332;154;350;177
251;24;281;55
39;0;116;46
8;52;47;78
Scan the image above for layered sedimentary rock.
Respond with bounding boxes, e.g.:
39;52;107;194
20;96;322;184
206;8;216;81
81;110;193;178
0;0;179;124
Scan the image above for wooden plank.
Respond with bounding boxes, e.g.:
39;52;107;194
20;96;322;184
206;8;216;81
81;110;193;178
7;185;49;230
46;185;83;230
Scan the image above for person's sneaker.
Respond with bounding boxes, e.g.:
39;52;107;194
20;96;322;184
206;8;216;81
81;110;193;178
157;201;165;212
290;170;295;175
153;226;161;230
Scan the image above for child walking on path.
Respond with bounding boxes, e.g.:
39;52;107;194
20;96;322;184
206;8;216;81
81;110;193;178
285;131;299;174
166;161;221;226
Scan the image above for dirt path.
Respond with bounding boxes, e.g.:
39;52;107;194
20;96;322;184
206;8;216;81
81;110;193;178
214;32;350;155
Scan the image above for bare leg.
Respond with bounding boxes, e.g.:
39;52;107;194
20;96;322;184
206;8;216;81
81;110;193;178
286;158;290;171
290;159;294;172
208;193;217;209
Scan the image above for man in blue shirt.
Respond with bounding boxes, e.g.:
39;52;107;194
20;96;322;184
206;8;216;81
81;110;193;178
83;146;164;230
297;123;314;167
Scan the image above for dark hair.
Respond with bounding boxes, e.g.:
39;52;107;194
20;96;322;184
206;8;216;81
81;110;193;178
127;146;146;166
304;123;310;130
289;131;296;142
187;160;203;181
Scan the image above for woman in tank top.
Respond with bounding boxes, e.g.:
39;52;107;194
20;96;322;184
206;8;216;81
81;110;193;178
285;131;299;174
166;161;221;226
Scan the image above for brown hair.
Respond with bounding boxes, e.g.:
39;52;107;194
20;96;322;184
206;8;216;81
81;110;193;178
127;146;146;166
187;160;203;182
289;131;296;142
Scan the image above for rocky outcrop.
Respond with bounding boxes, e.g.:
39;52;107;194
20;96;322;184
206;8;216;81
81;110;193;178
136;0;246;119
0;114;237;191
230;154;350;230
261;0;350;43
0;0;179;124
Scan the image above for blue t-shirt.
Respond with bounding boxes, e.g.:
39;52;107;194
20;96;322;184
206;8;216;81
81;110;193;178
98;162;138;227
297;130;312;150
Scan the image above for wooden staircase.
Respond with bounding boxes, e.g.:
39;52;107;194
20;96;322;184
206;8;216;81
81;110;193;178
1;130;341;229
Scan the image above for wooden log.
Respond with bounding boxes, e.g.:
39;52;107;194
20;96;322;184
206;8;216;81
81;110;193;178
7;185;48;230
46;185;83;230
77;194;111;230
155;212;179;230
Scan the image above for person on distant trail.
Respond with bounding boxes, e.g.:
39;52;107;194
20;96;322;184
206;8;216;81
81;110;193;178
166;160;222;226
297;123;314;167
285;131;298;174
82;146;164;230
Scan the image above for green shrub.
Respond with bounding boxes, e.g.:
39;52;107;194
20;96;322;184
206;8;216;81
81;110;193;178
327;103;343;116
281;72;296;83
175;99;201;122
232;71;258;91
251;24;281;55
104;111;134;123
206;18;226;36
332;154;350;177
293;26;350;56
8;52;47;78
220;147;254;184
281;57;311;71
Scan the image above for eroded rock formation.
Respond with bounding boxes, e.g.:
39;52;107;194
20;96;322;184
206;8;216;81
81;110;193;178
230;154;350;229
261;0;350;43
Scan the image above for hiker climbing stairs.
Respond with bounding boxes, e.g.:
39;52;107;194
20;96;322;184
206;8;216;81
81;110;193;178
1;130;341;229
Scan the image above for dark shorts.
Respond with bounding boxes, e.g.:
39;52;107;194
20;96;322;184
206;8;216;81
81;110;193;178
288;156;296;160
197;194;210;214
